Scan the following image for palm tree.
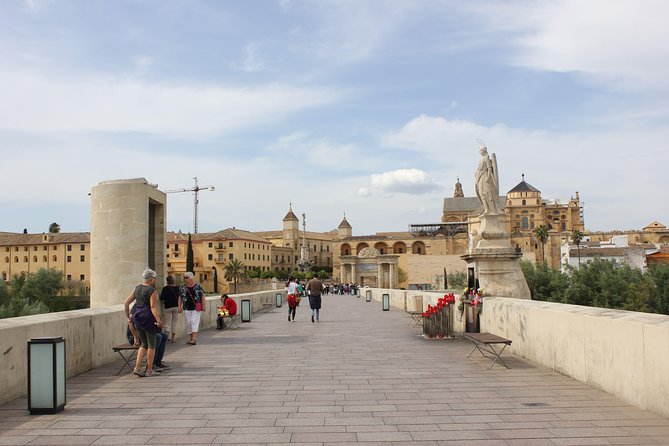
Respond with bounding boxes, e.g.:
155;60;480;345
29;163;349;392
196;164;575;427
224;259;246;293
534;225;549;268
572;229;584;267
48;223;60;233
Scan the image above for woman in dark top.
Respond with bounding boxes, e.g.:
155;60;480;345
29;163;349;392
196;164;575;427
159;275;181;343
124;268;164;377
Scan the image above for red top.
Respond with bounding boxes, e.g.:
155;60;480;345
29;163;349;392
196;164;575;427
224;298;237;316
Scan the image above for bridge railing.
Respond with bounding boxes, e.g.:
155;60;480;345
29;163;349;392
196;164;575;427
0;290;283;406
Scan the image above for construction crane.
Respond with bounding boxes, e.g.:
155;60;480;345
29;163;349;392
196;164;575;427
164;177;215;233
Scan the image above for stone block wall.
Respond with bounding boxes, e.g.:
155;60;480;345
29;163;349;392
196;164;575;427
0;290;284;406
481;297;669;419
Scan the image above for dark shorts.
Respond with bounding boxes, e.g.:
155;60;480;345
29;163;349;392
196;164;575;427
308;294;322;310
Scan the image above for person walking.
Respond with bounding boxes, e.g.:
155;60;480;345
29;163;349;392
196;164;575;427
285;276;299;322
306;275;324;323
159;275;181;343
124;268;164;377
181;271;205;345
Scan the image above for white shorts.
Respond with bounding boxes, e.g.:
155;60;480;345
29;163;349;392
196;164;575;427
184;310;201;333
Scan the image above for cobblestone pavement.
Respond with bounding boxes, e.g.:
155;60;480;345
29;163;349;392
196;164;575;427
2;293;669;445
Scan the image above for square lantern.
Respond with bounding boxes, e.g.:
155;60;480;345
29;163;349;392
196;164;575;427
28;337;66;415
382;293;390;311
365;290;372;302
241;299;252;322
275;292;283;308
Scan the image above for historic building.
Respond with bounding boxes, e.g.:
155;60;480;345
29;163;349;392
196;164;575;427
166;228;273;292
0;232;91;285
255;205;335;272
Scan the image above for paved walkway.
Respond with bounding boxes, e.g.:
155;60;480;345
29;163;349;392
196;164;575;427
2;294;669;445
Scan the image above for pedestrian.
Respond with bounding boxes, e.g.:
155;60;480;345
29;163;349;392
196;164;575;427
286;276;298;322
127;317;170;371
306;275;324;323
124;268;164;377
181;271;205;345
159;275;181;343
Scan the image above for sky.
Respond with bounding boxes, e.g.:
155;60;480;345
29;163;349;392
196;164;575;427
1;0;668;236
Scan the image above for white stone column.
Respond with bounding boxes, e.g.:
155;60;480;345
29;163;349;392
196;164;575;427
340;263;345;283
351;264;357;284
389;263;395;289
90;178;166;307
377;264;382;288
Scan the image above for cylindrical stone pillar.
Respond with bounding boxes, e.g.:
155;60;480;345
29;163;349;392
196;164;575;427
90;178;167;307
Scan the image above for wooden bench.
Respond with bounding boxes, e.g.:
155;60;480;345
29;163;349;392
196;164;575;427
464;332;512;369
112;343;139;375
407;311;423;327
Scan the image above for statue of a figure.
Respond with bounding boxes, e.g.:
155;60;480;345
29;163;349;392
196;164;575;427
474;144;501;216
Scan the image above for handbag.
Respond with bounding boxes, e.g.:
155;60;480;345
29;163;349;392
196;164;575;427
187;287;203;312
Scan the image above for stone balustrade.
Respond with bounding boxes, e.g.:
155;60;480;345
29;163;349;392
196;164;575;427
0;290;284;406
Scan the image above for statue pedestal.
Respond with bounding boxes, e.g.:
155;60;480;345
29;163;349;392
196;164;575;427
462;214;531;299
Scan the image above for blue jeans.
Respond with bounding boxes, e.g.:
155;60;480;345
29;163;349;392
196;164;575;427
128;331;167;365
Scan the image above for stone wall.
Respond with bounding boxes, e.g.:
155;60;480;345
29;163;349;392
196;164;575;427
0;290;284;406
481;297;669;419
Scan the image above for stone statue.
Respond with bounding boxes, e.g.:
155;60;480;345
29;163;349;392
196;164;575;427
474;144;501;216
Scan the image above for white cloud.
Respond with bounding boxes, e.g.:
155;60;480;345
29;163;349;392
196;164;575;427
468;0;669;91
382;114;669;231
0;70;339;139
362;168;440;195
234;43;267;73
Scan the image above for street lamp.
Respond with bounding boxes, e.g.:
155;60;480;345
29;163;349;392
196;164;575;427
382;293;390;311
28;337;66;415
241;299;251;322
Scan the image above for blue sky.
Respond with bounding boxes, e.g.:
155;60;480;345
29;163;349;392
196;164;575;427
1;0;668;235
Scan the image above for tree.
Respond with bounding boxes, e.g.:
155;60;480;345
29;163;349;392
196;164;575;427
447;271;467;288
534;225;549;268
186;233;194;273
572;229;584;267
317;270;329;280
48;223;61;233
212;267;219;293
224;259;245;293
397;267;408;286
20;268;64;304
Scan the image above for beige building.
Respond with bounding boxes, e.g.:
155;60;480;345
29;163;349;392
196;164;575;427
166;228;273;292
1;232;91;286
255;205;335;272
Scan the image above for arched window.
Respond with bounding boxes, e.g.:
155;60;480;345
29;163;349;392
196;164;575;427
33;256;37;262
374;242;388;255
4;257;8;263
2;272;6;280
412;241;426;255
43;256;47;262
340;243;351;256
355;242;369;254
393;242;406;254
14;257;18;262
53;255;57;262
522;217;529;229
522;199;526;206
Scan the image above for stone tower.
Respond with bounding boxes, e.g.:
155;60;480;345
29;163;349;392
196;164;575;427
337;215;352;239
90;178;166;307
454;177;464;198
282;204;299;249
